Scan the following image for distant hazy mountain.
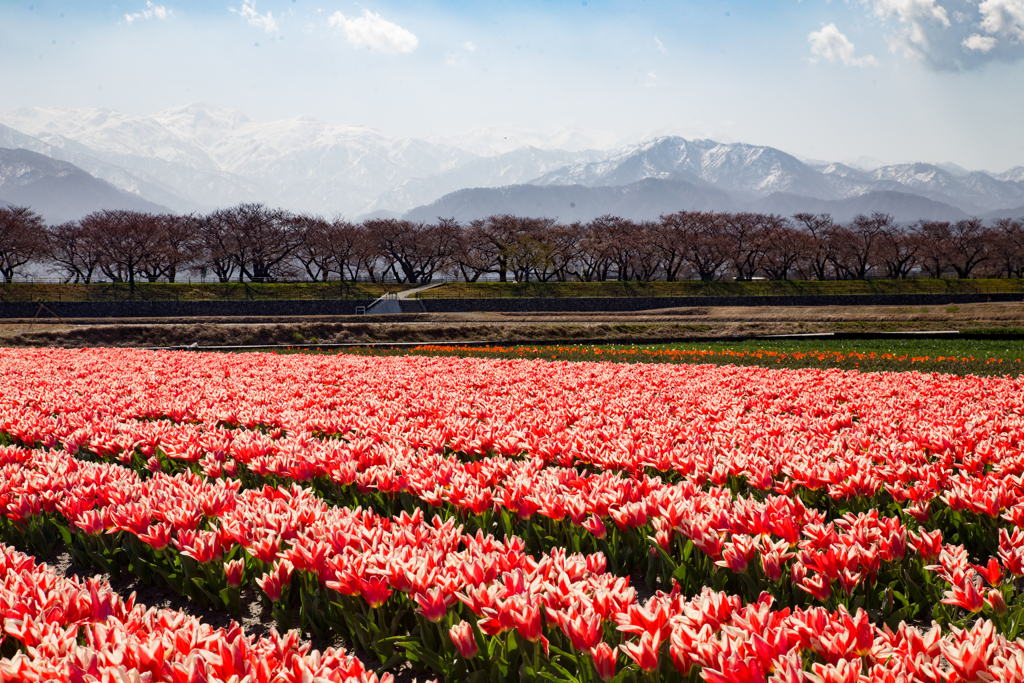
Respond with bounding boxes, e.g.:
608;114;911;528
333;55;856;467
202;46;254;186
531;137;1024;216
999;167;1024;183
404;178;737;222
0;123;196;213
360;147;605;217
0;103;478;217
0;147;169;223
0;103;1021;222
984;205;1024;221
750;191;968;223
402;181;980;223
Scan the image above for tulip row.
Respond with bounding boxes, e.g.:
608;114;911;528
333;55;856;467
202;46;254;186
7;504;1024;683
31;415;1023;637
0;438;1019;651
0;423;985;635
0;445;636;681
3;350;1024;576
617;587;1024;683
0;541;389;683
2;349;1024;508
0;358;1015;577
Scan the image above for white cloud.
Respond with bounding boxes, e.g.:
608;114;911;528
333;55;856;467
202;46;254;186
978;0;1024;40
654;36;667;54
463;41;476;52
808;23;879;66
866;0;950;61
124;1;171;24
231;0;278;34
328;10;418;54
963;33;998;50
869;0;951;26
857;0;1024;69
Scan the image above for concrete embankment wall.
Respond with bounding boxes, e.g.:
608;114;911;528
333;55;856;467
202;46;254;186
1;292;1021;318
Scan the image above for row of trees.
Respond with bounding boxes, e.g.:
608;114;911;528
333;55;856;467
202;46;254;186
2;203;1024;288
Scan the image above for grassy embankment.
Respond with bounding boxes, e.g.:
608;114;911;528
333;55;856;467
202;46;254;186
0;282;403;302
413;279;1024;298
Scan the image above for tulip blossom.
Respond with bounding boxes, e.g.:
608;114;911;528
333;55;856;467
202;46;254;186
449;621;478;659
589;642;618;682
224;558;245;588
620;631;661;672
414;587;448;623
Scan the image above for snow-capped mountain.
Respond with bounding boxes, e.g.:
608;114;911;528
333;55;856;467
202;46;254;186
0;103;479;216
530;137;839;200
866;164;1024;215
998;167;1024;184
0;103;1021;222
530;136;1024;215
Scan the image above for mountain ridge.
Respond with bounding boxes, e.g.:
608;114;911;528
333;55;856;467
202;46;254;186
0;147;171;223
0;103;1022;222
402;178;996;224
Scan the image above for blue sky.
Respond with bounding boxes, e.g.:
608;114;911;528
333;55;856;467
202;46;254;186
2;0;1023;170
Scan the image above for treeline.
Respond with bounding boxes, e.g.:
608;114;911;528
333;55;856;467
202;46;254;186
2;203;1024;288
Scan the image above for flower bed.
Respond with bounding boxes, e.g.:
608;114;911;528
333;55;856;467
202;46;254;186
0;542;387;682
2;348;1024;682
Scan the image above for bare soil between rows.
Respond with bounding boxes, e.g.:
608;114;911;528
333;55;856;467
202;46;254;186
1;302;1023;347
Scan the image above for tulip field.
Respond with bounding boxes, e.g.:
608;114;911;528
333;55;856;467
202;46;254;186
3;349;1024;682
333;338;1024;376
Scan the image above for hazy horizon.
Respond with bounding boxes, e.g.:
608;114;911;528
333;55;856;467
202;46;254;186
2;0;1023;172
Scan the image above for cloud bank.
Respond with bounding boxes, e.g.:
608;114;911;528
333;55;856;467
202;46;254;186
861;0;1024;70
328;10;418;54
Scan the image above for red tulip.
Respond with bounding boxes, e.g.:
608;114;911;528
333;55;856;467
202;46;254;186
256;571;284;603
513;602;544;643
582;515;607;539
589;643;618;682
414;588;448;623
799;574;832;602
620;631;660;673
941;580;985;613
449;621;478;659
224;558;245;588
358;576;392;609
